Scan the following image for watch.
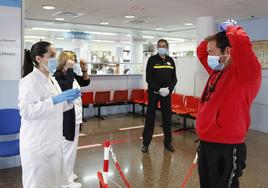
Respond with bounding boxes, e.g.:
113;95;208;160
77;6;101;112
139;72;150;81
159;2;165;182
82;69;88;73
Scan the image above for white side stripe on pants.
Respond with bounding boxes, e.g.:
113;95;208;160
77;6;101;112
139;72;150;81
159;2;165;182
228;148;237;188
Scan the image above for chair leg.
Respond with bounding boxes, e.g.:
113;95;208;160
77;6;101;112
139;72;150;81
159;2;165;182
174;115;195;132
82;107;87;122
142;105;145;116
132;103;135;114
95;106;105;120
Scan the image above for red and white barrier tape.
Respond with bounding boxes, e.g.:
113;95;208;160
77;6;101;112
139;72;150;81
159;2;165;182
109;146;131;188
103;140;110;185
179;153;198;188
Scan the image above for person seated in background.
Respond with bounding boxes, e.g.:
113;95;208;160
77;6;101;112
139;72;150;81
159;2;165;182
107;67;114;74
53;51;90;188
124;68;130;74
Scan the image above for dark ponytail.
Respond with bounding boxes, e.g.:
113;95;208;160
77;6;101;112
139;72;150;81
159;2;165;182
22;41;51;77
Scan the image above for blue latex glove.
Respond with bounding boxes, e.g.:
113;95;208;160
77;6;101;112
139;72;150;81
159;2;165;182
219;22;233;32
52;88;81;105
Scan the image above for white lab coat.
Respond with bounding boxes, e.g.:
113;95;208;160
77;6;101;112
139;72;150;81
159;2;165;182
18;68;72;188
62;79;83;185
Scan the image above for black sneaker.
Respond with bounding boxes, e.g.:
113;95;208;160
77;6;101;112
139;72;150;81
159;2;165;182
164;143;175;152
142;146;149;153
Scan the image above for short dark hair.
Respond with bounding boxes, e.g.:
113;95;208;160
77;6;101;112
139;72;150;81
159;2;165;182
205;31;231;53
157;39;169;48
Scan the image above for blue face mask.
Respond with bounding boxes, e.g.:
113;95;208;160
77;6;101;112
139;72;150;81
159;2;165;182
157;48;167;56
208;55;225;71
48;58;57;74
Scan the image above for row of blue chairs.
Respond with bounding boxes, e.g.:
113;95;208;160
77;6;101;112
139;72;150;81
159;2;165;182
0;109;21;159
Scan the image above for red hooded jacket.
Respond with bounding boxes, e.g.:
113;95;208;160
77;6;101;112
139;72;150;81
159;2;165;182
196;25;262;144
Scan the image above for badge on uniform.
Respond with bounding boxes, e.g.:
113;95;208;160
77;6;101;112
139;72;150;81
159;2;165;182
167;62;171;65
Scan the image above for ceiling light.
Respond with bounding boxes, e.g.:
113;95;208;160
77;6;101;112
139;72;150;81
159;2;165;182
84;31;116;36
227;19;237;24
25;40;35;43
184;22;193;26
126;34;131;37
164;37;185;42
100;22;109;25
142;35;154;39
122;42;131;44
55;18;64;21
56;38;64;40
32;27;71;32
155;28;163;30
125;15;135;19
92;40;115;43
42;5;55;10
25;36;47;39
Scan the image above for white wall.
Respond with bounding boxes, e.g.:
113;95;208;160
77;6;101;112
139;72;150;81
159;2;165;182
169;42;196;52
174;57;196;96
239;18;268;133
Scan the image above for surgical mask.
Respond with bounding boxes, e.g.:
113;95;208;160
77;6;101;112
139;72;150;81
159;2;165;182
157;48;167;56
208;55;225;71
74;63;81;74
47;58;57;74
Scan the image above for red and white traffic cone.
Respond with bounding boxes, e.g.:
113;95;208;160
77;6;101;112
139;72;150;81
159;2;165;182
103;140;110;185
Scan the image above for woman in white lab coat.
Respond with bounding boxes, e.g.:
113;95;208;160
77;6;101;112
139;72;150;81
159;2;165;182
19;41;81;188
53;51;90;188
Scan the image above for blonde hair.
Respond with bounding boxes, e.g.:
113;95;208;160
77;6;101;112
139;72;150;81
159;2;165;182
57;51;77;71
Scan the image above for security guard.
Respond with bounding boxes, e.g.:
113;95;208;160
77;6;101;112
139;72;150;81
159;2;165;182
142;39;177;153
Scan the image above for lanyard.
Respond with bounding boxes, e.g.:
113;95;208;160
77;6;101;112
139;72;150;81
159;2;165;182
201;70;225;103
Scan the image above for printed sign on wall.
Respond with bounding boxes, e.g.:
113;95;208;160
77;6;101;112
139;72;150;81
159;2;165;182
0;0;22;80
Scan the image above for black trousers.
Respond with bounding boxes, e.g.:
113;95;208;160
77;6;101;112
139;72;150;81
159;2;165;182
198;141;247;188
142;90;172;146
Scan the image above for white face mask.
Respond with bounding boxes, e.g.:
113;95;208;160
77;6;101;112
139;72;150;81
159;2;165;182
157;48;167;56
207;55;225;71
48;58;57;74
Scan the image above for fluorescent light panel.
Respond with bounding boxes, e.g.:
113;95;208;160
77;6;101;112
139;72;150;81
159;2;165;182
125;15;135;19
25;35;47;39
42;5;55;10
142;35;154;39
164;37;185;42
92;40;115;43
55;18;64;21
32;27;71;32
184;22;193;26
84;31;116;36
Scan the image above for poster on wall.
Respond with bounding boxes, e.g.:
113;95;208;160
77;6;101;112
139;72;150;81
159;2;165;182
253;41;268;69
0;0;22;80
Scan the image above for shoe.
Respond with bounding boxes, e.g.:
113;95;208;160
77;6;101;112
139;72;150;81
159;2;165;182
164;143;175;152
72;173;78;181
142;146;148;153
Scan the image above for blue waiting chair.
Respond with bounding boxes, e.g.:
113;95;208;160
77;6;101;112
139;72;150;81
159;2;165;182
0;109;21;157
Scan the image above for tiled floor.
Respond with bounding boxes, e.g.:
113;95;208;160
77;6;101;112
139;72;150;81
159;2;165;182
1;114;268;188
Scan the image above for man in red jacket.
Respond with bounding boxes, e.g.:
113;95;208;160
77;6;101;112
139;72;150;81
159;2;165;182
196;22;261;188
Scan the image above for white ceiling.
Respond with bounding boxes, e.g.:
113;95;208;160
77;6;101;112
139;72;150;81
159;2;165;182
25;0;268;38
